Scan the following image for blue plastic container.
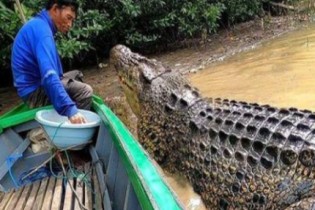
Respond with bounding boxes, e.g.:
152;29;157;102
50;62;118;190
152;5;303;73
35;109;101;150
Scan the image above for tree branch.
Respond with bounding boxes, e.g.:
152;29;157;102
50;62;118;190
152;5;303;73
269;1;296;11
15;0;26;23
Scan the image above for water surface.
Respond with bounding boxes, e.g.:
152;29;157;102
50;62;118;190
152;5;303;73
190;25;315;111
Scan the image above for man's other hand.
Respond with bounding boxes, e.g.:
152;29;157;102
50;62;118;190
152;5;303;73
69;112;87;124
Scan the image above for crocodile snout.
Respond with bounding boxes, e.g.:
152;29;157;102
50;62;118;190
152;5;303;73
110;45;131;62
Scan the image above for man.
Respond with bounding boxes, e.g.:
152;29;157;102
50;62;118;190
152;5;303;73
11;0;92;124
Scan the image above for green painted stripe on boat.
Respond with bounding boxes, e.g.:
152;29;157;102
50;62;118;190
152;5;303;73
92;95;182;210
0;104;53;134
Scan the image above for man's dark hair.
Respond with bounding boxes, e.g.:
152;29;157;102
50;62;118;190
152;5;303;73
46;0;78;13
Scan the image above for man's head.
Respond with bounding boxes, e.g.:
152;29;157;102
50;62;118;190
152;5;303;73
46;0;78;33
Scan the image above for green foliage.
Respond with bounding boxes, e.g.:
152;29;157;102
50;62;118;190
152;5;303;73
95;0;223;49
216;0;264;24
23;0;45;12
0;0;291;78
0;1;24;69
177;1;223;37
56;3;110;62
0;0;46;70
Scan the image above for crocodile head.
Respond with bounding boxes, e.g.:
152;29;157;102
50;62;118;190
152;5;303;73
110;44;170;117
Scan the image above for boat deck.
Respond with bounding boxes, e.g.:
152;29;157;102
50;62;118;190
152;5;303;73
0;163;103;210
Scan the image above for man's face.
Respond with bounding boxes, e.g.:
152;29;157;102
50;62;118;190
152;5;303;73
51;5;76;33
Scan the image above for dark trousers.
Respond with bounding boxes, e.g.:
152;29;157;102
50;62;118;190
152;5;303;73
25;70;93;110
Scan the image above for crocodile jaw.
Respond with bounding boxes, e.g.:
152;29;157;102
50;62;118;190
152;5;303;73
110;45;144;117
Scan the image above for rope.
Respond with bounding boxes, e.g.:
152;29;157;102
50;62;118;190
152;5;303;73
50;122;65;148
64;151;95;192
22;141;92;181
49;152;64;179
20;121;95;210
50;122;89;209
56;152;89;210
65;150;88;182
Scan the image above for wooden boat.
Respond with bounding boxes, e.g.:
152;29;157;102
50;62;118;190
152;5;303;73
0;95;182;210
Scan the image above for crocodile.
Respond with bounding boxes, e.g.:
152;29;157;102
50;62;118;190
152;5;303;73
110;44;315;210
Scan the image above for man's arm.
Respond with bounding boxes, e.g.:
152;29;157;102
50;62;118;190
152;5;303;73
35;36;79;118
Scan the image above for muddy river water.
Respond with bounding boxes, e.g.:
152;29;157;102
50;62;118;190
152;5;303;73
166;25;315;209
189;25;315;111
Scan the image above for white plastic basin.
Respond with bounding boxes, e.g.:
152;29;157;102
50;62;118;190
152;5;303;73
35;109;101;150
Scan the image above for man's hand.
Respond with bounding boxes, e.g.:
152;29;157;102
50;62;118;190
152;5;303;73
69;112;87;124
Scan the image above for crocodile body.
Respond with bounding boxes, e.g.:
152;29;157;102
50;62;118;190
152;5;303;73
110;45;315;210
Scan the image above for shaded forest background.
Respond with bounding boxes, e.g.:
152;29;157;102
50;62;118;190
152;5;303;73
0;0;312;87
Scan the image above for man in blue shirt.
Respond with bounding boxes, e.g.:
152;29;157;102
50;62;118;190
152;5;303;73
11;0;92;124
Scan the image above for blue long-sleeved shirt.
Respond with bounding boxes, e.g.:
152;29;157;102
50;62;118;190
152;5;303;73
11;10;77;118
